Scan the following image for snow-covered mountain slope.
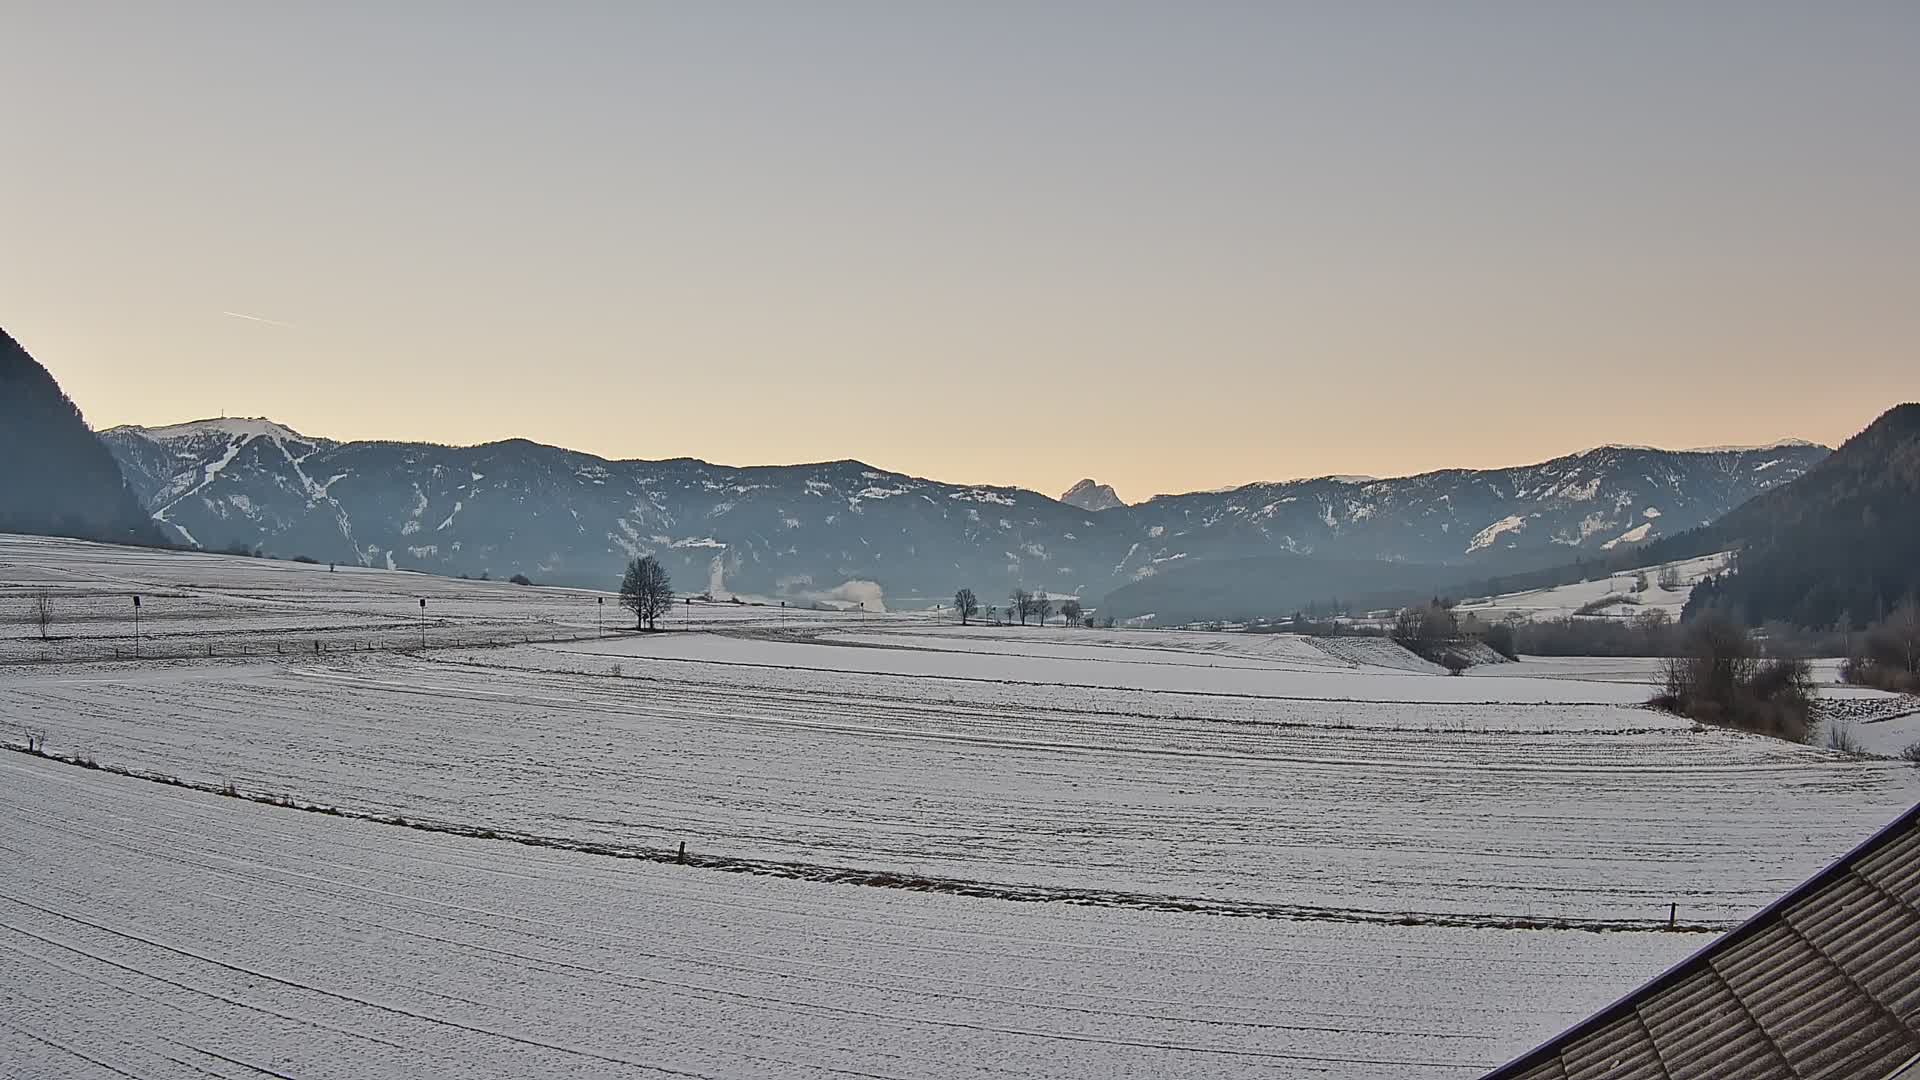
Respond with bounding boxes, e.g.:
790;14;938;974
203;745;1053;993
101;421;1826;601
1116;442;1826;577
1453;552;1734;623
1060;478;1125;512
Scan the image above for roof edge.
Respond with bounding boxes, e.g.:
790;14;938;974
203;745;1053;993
1481;800;1920;1079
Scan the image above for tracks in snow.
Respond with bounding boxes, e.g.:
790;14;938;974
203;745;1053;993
1;743;1723;935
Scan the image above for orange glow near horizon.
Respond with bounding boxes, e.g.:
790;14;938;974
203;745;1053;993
4;6;1914;500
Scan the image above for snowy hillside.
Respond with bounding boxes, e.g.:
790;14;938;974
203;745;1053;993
1120;442;1825;574
1455;552;1733;622
101;419;1825;600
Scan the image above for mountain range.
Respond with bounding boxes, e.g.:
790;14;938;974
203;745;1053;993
98;416;1827;608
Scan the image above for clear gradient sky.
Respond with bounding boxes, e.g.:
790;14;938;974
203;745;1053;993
4;3;1915;499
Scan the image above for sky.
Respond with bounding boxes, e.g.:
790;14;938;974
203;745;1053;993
3;3;1915;500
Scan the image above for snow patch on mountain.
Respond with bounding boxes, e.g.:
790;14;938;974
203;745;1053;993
135;417;309;444
1467;514;1528;553
1602;522;1654;549
1687;438;1820;453
951;489;1017;506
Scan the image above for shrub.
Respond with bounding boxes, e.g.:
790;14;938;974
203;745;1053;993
1574;594;1639;616
509;573;533;586
1842;602;1920;692
1513;614;1675;657
1651;617;1814;742
1391;602;1457;662
291;555;320;564
1900;741;1920;765
1824;721;1864;754
1849;664;1920;693
1440;652;1471;676
1483;620;1519;661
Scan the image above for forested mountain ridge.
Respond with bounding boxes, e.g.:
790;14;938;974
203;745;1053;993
0;329;164;547
1684;403;1920;628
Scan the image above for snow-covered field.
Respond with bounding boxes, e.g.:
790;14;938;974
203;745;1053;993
557;629;1649;704
1453;552;1731;622
0;533;874;661
5;535;1918;1078
0;752;1696;1080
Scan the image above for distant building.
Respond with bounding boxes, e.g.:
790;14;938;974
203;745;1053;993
1483;802;1920;1080
1033;592;1091;623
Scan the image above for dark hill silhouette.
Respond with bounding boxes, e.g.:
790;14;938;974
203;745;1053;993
0;328;165;546
1682;403;1920;627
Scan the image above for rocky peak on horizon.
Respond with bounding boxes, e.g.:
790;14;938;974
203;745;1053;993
1060;478;1125;513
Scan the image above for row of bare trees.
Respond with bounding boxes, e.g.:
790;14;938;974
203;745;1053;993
953;587;1087;628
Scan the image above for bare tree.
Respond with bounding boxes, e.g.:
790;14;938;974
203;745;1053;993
1032;592;1053;627
1875;600;1920;674
1657;565;1682;592
620;556;675;630
953;588;979;626
1856;599;1920;687
1059;599;1083;627
1390;602;1456;662
1009;588;1032;626
1659;614;1756;710
31;590;53;641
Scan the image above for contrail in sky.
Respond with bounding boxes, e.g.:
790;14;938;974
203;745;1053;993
221;310;296;328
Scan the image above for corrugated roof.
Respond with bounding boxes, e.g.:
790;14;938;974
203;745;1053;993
1484;802;1920;1080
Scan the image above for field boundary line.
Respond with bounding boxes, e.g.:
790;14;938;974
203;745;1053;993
2;743;1726;936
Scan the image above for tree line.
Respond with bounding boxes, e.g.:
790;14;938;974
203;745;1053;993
952;587;1090;628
